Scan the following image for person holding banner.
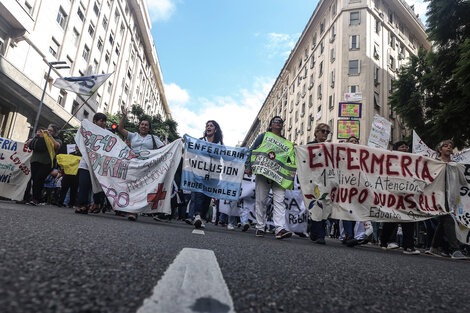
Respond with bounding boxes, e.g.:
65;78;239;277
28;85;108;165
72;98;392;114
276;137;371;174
307;123;331;244
378;141;420;254
119;106;164;153
74;113;107;214
246;116;296;239
429;140;469;260
25;124;62;206
188;120;224;229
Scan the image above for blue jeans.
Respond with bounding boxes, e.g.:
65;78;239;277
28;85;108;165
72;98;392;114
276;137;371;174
219;213;237;226
189;192;211;220
343;220;355;238
309;219;326;240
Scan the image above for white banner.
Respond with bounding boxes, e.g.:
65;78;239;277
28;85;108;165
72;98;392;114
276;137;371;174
218;174;307;233
75;120;182;213
412;130;438;159
53;73;113;96
367;114;391;149
0;137;32;201
344;92;362;101
295;142;448;222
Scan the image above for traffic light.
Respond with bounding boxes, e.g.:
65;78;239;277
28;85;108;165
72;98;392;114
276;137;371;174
109;123;118;133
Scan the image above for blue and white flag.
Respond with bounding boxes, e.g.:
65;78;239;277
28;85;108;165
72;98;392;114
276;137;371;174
181;134;248;201
53;73;113;96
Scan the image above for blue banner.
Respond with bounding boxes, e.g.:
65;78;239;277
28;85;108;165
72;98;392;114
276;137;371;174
181;134;248;201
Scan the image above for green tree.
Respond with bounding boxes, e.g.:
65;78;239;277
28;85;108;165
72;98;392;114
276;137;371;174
390;0;470;149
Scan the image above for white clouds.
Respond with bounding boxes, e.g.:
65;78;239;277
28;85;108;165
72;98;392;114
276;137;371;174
166;77;274;146
264;32;300;58
146;0;176;22
164;83;190;105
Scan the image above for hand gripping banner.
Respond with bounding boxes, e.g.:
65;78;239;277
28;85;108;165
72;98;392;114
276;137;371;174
75;120;182;213
0;137;32;201
181;134;248;201
295;142;448;222
250;132;297;190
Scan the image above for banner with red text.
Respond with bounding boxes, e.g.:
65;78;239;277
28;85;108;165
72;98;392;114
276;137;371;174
295;142;448;222
0;137;32;201
75;119;182;213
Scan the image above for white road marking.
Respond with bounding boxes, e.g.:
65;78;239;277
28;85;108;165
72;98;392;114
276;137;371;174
137;248;235;313
192;229;205;235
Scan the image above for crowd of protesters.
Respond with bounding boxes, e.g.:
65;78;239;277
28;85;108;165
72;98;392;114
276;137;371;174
17;112;470;261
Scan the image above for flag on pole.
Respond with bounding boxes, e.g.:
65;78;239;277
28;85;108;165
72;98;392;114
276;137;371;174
53;73;113;96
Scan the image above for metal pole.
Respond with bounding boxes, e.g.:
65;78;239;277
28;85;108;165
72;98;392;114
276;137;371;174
32;63;53;136
58;93;94;132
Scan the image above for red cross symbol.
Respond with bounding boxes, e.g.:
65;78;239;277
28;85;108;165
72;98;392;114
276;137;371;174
268;151;276;160
147;183;167;210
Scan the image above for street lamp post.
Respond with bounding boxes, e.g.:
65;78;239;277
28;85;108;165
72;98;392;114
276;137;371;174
31;61;70;136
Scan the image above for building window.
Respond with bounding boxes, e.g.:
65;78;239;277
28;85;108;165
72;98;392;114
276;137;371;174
301;102;305;116
329;94;335;110
331;1;337;17
374;92;381;108
388;11;394;24
389;56;395;70
56;7;67;29
350;35;360;50
124;84;129;94
57;90;66;107
97;37;103;51
82;45;90;61
93;1;100;16
348;85;359;93
317;84;322;99
309;94;313;107
93;59;98;73
49;38;60;58
374;44;380;59
375;18;381;34
350;12;360;25
71;29;79;47
309;73;314;89
330;48;335;63
330;24;336;42
115;43;120;56
109;32;114;45
311;34;317;50
88;23;95;37
107;81;112;93
348;60;360;75
295;110;299;122
310;55;315;69
330;70;335;88
102;16;108;29
320;20;325;34
319;61;323;77
320;40;324;54
77;6;85;21
105;51;110;63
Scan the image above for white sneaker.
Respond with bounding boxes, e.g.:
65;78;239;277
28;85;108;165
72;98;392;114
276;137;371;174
194;215;202;229
403;248;420;255
387;242;399;249
227;225;235;231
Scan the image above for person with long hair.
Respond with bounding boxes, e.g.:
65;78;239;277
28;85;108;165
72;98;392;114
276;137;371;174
118;106;164;221
118;106;164;153
188;120;224;229
245;116;294;239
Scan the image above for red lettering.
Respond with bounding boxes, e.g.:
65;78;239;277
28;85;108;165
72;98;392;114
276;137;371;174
307;146;323;169
358;189;368;203
347;148;360;170
401;155;413;177
396;196;406;210
387;194;396;208
348;188;358;203
323;144;334;167
405;194;416;208
386;155;399;176
359;149;370;172
371;153;385;175
421;161;434;182
336;146;346;168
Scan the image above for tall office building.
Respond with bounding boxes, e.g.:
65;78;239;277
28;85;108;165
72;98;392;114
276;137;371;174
0;0;170;141
242;0;430;147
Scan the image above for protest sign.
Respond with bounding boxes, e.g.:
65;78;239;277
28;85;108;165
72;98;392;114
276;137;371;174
284;175;308;233
367;114;391;149
75;119;182;213
337;120;360;140
412;130;438;159
251;132;296;190
181;135;248;201
0;137;32;201
295;142;448;222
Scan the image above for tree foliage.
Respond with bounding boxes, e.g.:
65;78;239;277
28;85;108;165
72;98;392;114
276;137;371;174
58;104;180;148
390;0;470;149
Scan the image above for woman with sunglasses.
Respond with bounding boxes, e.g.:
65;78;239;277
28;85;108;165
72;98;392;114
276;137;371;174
307;123;331;244
245;116;294;240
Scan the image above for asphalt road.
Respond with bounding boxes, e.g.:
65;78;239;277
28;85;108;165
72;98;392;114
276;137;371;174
1;201;469;313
